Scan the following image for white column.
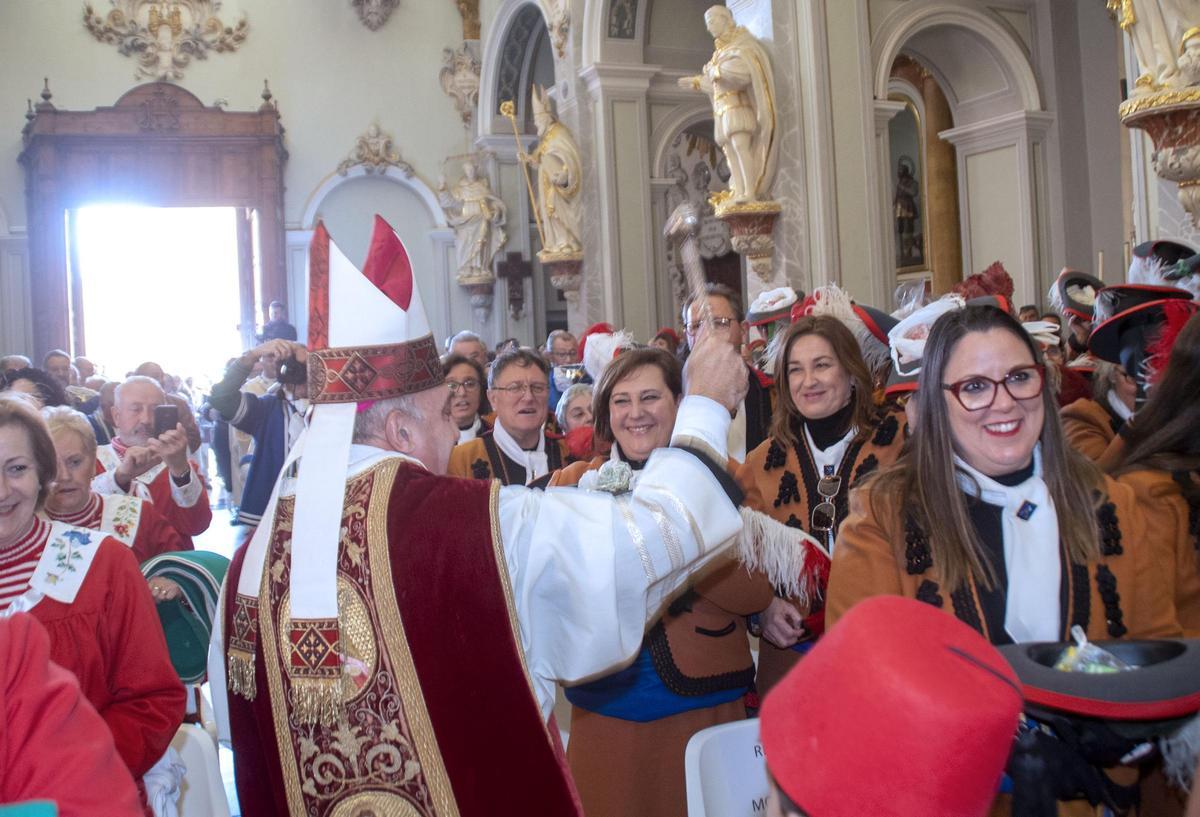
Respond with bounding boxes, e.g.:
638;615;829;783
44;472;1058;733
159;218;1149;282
873;100;905;309
579;62;660;340
940;110;1055;306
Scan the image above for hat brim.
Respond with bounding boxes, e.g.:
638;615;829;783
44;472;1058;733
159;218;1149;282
999;639;1200;722
1088;290;1194;363
747;306;792;327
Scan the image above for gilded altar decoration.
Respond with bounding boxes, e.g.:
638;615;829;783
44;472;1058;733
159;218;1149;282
538;0;571;58
679;5;779;206
1112;2;1200;225
82;0;248;81
351;0;400;31
438;156;507;288
337;124;415;177
439;43;481;128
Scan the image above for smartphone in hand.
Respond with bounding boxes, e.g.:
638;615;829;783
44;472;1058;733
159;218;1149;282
153;404;180;438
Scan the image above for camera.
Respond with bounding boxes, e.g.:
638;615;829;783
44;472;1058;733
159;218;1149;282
277;355;308;386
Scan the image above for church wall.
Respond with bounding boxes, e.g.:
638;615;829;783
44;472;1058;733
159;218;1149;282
0;0;472;357
963;145;1023;278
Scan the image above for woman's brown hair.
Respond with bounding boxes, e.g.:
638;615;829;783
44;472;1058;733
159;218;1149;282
768;315;875;447
591;347;682;445
866;305;1102;591
443;352;491;416
0;393;58;511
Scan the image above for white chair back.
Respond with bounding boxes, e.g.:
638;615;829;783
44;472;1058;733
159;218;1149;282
170;723;231;817
684;718;771;817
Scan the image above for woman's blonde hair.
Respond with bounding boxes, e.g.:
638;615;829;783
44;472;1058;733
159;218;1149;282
42;405;98;461
867;305;1102;591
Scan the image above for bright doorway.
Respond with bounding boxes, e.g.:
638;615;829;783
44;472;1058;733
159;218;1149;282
73;205;247;381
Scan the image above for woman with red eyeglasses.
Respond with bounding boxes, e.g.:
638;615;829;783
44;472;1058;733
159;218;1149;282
827;304;1185;814
829;303;1179;641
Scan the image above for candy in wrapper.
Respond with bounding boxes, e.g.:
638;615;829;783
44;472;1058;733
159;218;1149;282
1053;625;1133;674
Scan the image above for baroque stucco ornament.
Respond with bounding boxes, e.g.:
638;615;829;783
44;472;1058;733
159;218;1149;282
83;0;248;81
538;0;570;58
439;43;481;128
351;0;400;30
337;124;414;176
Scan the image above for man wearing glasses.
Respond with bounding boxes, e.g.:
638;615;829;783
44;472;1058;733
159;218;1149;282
544;329;580;412
448;347;568;486
682;283;774;461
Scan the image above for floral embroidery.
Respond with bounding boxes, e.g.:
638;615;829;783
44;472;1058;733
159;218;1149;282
470;459;491;480
904;517;932;575
774;472;801;508
764;440;787;471
1095;565;1127;638
872;413;899;447
916;580;943;608
852;454;878;485
1097;501;1123;556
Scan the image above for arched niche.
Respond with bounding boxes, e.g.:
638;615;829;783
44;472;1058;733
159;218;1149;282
870;4;1051;306
479;1;556;139
295;167;454;347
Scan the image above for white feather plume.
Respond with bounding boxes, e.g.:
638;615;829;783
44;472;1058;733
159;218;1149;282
736;507;831;604
583;330;636;384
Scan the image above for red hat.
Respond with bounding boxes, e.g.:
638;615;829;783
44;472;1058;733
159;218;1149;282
653;327;681;347
953;261;1015;301
577;322;616;363
760;596;1023;817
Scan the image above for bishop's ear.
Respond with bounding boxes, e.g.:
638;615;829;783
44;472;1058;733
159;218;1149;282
382;408;417;456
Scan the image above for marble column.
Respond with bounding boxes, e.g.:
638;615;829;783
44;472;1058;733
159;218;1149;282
923;73;962;295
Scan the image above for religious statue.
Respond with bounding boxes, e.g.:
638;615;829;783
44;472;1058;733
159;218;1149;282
520;85;583;259
678;6;779;206
1110;0;1200;91
893;157;921;266
438;159;508;286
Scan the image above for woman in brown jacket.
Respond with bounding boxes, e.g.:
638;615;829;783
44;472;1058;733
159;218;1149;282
1115;310;1200;636
736;315;907;694
828;304;1181;816
550;347;772;817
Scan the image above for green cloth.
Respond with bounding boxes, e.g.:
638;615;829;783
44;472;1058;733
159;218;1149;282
140;550;230;683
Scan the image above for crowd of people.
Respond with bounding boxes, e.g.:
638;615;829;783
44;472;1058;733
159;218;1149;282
4;224;1200;817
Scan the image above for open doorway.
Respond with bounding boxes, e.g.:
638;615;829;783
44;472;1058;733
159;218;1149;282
72;205;248;382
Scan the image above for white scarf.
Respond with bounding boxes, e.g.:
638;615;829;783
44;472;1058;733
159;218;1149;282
802;423;856;477
491;419;548;485
955;446;1060;643
1106;390;1134;423
458;416;483;444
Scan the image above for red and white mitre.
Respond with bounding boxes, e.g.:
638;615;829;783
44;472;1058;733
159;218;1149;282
227;215;442;723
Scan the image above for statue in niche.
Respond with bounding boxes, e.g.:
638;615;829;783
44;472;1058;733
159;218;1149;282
438;159;508;285
1110;0;1200;91
678;6;779;205
520;85;583;258
893;156;922;267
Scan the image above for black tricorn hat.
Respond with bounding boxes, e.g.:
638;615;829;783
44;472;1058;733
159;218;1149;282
1088;284;1194;365
1132;240;1195;268
1051;268;1105;322
999;639;1200;724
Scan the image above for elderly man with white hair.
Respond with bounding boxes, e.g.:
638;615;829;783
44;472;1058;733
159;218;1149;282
91;375;212;546
213;218;749;817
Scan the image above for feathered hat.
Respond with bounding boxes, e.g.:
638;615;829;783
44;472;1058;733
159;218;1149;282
953;261;1015;302
1090;284;1197;393
799;285;895;380
1047;268;1105;322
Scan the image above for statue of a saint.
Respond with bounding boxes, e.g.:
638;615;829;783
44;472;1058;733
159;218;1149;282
1112;0;1200;90
679;6;779;205
521;85;583;258
438;160;508;285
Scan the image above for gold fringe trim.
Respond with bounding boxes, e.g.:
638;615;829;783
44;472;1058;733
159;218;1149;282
227;649;257;701
289;676;342;727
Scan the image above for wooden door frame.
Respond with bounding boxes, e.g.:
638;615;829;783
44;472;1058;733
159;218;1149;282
19;82;287;357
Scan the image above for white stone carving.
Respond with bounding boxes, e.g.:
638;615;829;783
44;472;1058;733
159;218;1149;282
678;5;779;205
1112;0;1200;92
438;158;507;286
336;124;414;176
524;85;583;258
439;42;481;128
351;0;400;31
82;0;248;81
538;0;570;58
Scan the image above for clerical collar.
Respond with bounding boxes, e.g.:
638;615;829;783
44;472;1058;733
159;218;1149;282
797;401;855;451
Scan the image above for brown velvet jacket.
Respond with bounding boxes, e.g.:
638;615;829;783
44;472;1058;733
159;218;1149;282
827;474;1182;643
1118;468;1200;637
1061;398;1123;464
